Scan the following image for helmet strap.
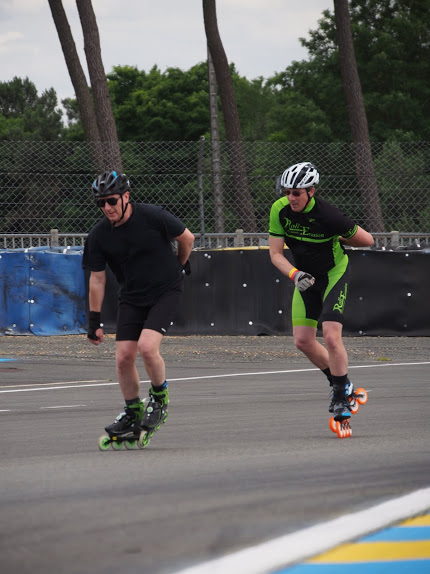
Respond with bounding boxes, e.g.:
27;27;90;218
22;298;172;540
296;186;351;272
111;196;129;226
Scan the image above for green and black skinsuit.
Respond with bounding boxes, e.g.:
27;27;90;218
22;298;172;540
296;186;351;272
269;195;358;328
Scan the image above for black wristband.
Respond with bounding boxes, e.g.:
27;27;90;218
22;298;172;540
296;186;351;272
88;311;102;340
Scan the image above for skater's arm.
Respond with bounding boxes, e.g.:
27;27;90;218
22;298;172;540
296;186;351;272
269;236;296;277
88;271;106;345
175;228;194;266
340;226;374;247
269;236;315;292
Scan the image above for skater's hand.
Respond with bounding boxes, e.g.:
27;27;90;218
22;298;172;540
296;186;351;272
182;259;191;276
289;268;315;292
87;311;104;345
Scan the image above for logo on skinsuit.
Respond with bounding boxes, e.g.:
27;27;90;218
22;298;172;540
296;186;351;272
333;284;348;313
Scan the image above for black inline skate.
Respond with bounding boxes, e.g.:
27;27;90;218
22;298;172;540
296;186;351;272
98;400;145;451
137;384;169;448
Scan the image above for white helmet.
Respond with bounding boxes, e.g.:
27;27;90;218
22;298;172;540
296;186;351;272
280;162;319;189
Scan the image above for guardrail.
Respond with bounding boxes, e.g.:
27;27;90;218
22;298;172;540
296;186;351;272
1;229;429;250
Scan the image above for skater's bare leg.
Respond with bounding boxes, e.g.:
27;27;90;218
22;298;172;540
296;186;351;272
115;340;140;400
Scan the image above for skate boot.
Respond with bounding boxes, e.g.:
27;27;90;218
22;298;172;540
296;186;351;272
137;383;169;449
98;400;145;451
329;382;352;438
328;382;369;438
329;380;353;414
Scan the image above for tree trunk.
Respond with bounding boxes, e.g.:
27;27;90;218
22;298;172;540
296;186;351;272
203;0;256;232
207;46;224;233
47;0;104;172
76;0;122;172
334;0;384;232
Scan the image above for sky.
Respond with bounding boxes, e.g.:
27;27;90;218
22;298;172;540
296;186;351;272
0;0;333;109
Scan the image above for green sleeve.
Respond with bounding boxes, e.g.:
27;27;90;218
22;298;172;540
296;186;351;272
268;198;287;236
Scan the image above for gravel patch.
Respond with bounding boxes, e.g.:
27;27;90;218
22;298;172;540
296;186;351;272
1;334;429;363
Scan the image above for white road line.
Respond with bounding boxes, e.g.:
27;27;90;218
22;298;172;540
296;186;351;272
0;361;429;394
171;487;430;574
40;405;87;409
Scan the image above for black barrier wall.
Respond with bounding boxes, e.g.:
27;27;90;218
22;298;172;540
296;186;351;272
95;249;430;337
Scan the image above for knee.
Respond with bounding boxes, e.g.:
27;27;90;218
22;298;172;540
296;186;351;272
116;349;136;372
323;331;341;353
294;334;312;353
137;340;158;362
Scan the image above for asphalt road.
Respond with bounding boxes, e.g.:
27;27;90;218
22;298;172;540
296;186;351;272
1;335;429;574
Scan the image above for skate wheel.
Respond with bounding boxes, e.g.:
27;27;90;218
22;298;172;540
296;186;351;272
163;411;168;424
124;440;137;449
329;417;337;433
349;399;359;414
356;388;368;405
335;421;345;438
336;420;352;438
111;439;123;450
335;420;352;438
97;435;111;451
137;430;150;449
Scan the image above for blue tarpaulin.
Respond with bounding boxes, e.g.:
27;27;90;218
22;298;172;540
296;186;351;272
0;247;86;336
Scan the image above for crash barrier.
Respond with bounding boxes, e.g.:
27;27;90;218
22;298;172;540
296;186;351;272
1;248;429;337
99;248;430;337
0;247;86;336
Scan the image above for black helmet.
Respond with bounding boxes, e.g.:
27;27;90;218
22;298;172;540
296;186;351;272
92;170;130;198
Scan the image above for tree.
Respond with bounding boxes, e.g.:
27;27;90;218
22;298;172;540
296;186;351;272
76;0;122;171
108;64;210;141
48;0;122;171
334;0;384;231
277;0;430;142
48;0;103;170
202;0;256;232
0;77;62;141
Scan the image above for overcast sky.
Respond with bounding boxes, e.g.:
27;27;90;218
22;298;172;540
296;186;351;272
1;0;332;107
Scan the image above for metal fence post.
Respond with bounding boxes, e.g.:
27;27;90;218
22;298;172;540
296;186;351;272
234;229;244;247
50;229;59;248
197;136;206;247
390;230;400;248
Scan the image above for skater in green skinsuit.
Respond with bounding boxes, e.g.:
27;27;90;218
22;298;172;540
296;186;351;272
268;162;374;426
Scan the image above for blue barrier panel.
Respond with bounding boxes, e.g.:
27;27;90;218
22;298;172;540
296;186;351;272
0;248;86;336
0;250;31;334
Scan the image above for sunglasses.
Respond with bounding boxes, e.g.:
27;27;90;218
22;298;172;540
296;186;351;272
96;197;121;208
285;190;307;197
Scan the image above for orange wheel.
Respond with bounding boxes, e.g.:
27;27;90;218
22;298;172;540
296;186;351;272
336;421;345;438
329;417;337;433
349;399;359;414
356;388;368;405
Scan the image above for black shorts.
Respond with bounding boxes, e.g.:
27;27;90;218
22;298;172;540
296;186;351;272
115;289;183;341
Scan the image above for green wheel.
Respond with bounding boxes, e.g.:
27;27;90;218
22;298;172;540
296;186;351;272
111;439;123;450
163;411;168;423
97;435;111;451
124;440;137;450
137;430;150;449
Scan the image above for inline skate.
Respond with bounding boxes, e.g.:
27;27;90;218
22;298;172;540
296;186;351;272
328;382;368;439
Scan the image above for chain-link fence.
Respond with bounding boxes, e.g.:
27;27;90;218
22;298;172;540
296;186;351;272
1;140;429;242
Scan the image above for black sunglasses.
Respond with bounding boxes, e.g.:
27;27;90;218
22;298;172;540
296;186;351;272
285;190;307;197
96;197;121;208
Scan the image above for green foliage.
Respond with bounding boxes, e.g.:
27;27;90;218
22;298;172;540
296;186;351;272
0;77;63;141
374;142;430;231
108;64;210;141
278;0;430;142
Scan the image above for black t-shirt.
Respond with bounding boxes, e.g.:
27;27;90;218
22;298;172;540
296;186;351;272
82;203;186;305
269;195;358;276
